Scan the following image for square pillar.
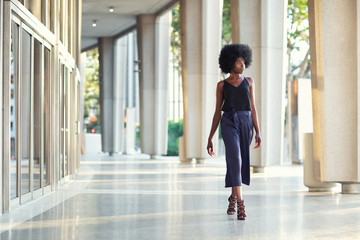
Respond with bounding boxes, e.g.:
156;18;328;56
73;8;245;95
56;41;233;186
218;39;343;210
231;0;287;167
0;0;3;214
308;0;360;188
180;0;222;160
136;13;170;157
98;37;126;154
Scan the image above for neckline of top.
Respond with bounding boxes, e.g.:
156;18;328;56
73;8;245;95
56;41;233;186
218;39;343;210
225;77;247;88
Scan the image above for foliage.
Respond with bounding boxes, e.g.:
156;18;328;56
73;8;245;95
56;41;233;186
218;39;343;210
287;0;310;80
135;125;141;150
167;120;183;156
84;48;101;133
222;0;232;46
171;4;181;72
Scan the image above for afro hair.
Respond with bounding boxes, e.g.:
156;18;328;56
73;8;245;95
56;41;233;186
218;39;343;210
218;44;252;73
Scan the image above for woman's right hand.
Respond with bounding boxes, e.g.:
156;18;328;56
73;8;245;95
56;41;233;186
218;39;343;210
207;139;215;156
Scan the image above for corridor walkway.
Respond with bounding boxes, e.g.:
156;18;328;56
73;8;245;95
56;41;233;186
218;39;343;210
1;149;360;239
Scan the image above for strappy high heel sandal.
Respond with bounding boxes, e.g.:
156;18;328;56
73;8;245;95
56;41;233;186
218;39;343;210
237;199;246;220
227;195;236;215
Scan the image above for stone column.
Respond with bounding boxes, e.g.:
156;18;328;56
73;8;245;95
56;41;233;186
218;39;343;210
155;12;171;155
230;0;287;170
124;32;136;154
179;0;222;161
308;0;360;193
98;37;126;154
136;14;170;157
113;37;127;152
0;0;3;213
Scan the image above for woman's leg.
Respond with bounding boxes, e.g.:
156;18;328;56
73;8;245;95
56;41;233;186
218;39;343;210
234;186;243;200
234;185;246;220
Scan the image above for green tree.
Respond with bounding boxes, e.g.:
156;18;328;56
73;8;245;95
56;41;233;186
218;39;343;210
167;120;183;156
222;0;232;46
287;0;310;81
171;4;181;72
84;48;101;133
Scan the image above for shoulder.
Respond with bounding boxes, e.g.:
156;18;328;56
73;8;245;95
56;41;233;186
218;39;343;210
216;80;225;94
246;77;254;86
217;80;225;88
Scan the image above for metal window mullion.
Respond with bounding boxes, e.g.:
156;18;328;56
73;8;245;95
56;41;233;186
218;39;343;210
48;47;53;189
17;23;22;200
40;40;45;189
63;67;66;178
29;33;34;196
3;1;13;212
69;75;73;176
60;63;64;180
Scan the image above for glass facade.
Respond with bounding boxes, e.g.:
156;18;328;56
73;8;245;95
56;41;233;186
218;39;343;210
10;21;19;200
33;38;42;191
20;28;31;196
2;0;82;212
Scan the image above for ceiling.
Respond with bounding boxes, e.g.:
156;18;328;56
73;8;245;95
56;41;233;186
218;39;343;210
81;0;177;51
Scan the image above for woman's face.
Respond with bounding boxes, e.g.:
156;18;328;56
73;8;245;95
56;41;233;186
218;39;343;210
232;57;245;74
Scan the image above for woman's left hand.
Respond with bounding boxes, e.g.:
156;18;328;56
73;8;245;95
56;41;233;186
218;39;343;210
254;134;261;149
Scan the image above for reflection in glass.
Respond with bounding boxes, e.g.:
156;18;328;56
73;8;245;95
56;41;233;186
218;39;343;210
60;64;69;179
10;22;19;199
60;64;64;179
21;29;31;195
43;48;51;186
33;39;42;190
64;69;68;177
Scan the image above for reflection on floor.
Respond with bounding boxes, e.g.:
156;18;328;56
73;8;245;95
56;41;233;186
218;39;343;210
1;153;360;240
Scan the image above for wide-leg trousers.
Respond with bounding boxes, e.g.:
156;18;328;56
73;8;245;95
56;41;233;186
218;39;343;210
221;110;253;187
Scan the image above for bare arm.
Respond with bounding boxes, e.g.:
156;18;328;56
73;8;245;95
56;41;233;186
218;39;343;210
207;81;224;156
248;77;262;149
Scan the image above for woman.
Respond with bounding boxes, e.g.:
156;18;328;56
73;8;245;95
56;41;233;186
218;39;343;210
207;44;261;220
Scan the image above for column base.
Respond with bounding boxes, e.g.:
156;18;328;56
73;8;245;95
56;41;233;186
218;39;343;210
308;187;335;192
196;158;205;164
341;183;360;194
178;157;206;164
179;159;192;164
252;166;265;173
150;154;158;159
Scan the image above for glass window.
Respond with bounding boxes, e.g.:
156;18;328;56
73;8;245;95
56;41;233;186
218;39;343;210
33;38;42;190
60;64;64;179
10;21;19;199
21;28;31;195
43;47;51;186
59;64;69;179
64;69;69;177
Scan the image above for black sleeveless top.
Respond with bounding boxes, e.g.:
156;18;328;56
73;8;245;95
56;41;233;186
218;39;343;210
221;78;251;112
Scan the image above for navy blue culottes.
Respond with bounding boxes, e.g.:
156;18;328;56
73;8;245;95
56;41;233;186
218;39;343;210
221;110;253;187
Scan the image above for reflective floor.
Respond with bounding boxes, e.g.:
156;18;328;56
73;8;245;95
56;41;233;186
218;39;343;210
1;151;360;239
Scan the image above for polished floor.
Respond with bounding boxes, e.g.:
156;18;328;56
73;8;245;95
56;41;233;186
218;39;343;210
1;145;360;239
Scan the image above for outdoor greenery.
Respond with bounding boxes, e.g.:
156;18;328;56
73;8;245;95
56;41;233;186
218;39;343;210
168;5;183;156
287;0;310;80
171;4;181;72
167;120;183;156
84;48;101;133
222;0;232;46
